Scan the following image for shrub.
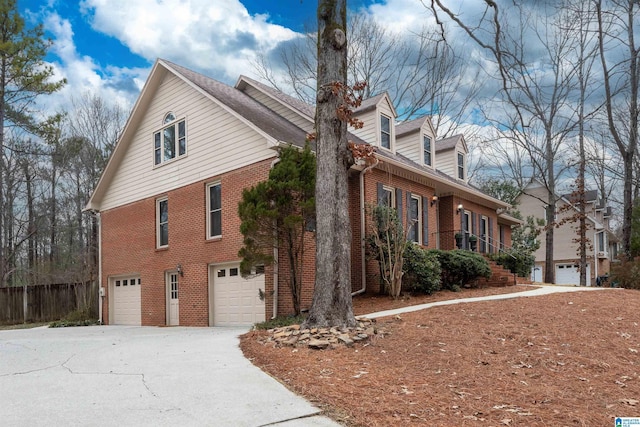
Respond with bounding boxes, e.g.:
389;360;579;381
49;307;98;328
428;249;491;290
489;250;535;278
611;258;640;289
253;315;306;330
403;244;442;295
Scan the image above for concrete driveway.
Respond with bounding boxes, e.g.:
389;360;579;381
0;326;340;427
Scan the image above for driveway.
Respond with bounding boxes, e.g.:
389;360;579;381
0;326;340;427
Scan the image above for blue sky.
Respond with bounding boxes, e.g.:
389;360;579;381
18;0;424;113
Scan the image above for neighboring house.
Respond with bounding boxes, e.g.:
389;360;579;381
517;180;619;285
86;59;519;327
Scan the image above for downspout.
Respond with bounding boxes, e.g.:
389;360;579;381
352;158;380;296
270;156;281;318
593;230;598;287
96;211;103;324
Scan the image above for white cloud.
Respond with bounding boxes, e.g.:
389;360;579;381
79;0;300;82
29;11;148;118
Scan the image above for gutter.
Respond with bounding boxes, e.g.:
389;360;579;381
352;157;380;297
270;155;281;319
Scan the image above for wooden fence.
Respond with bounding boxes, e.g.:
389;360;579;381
0;281;98;325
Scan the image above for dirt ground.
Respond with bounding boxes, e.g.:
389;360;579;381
240;286;640;426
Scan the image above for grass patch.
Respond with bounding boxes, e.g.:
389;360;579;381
0;322;49;330
254;315;306;330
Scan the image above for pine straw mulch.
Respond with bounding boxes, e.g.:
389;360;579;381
240;286;640;426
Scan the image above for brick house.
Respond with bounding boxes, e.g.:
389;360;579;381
86;59;518;327
517;180;619;285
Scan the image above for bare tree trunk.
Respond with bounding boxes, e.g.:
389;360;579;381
304;0;355;328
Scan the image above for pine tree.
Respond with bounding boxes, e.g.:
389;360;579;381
0;0;65;285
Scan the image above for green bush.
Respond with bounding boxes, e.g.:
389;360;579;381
403;244;442;294
253;315;306;330
489;250;535;278
49;307;98;328
611;258;640;289
428;249;491;290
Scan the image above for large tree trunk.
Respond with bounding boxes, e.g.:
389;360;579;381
544;130;555;284
304;0;356;328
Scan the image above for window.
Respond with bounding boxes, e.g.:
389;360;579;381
207;183;222;238
597;231;606;252
407;195;421;243
423;135;432;166
380;115;391;149
457;152;465;180
480;216;488;253
229;268;239;276
217;269;226;278
379;185;395;208
154;112;186;165
156;197;168;248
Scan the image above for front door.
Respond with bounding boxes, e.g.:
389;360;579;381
167;272;179;325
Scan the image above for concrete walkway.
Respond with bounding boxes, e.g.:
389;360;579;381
0;326;340;427
364;284;617;319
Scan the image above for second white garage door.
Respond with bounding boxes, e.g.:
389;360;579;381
210;264;265;326
555;263;591;286
112;277;141;325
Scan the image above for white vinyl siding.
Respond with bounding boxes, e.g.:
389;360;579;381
395;132;421;163
242;85;313;133
100;73;276;211
350;109;377;143
435;148;456;177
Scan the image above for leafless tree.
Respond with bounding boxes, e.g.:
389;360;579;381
254;12;483;134
427;1;590;283
595;0;640;256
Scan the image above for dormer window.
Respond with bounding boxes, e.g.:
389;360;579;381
380;115;391;149
423;135;432;166
154;112;186;166
457;152;465;180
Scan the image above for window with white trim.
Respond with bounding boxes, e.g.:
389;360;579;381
154;112;186;165
597;231;606;252
156;197;168;248
408;195;422;243
457;152;465;180
423;135;432;166
207;183;222;238
380;114;391;149
379;185;395;208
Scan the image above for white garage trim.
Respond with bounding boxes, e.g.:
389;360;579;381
209;263;265;326
555;263;591;286
110;275;141;325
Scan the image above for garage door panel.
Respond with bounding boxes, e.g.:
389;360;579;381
112;277;141;325
212;265;265;326
555;263;590;286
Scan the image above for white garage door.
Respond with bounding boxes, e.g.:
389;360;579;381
112;277;141;325
555;263;591;286
211;264;265;326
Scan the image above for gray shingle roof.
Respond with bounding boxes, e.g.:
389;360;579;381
354;93;385;113
237;75;316;119
396;117;425;137
435;135;462;152
162;60;309;146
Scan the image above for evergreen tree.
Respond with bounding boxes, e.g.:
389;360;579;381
0;0;66;285
238;144;315;316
